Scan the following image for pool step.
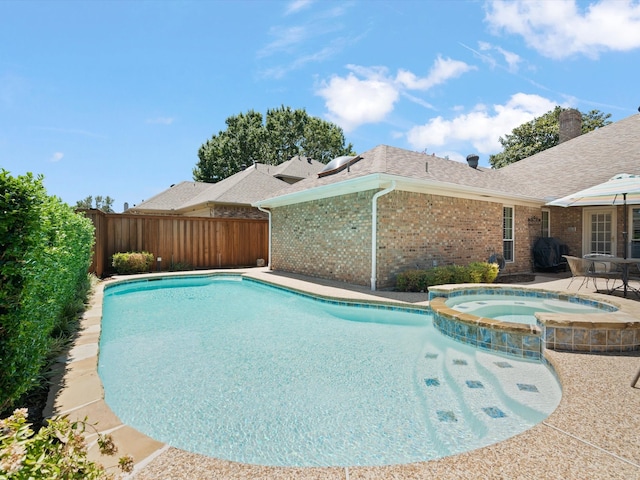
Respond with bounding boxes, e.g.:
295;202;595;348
415;337;558;456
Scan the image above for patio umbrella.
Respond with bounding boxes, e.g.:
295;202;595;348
546;173;640;259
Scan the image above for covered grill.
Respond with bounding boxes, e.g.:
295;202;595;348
532;237;569;272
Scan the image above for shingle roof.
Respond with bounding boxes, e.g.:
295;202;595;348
270;156;324;180
130;157;322;213
180;166;288;208
259;113;640;205
495;113;640;200
265;144;502;198
130;181;211;211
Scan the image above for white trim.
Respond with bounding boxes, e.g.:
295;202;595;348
631;206;640;259
257;206;272;268
253;173;544;209
503;205;515;263
582;206;617;256
541;208;551;237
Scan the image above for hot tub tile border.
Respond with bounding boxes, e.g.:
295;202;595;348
428;285;640;358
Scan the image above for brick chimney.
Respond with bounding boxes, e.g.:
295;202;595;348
559;108;582;143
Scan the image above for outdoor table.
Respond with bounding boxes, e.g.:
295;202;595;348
586;255;640;298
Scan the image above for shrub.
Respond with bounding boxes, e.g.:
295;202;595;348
469;261;500;283
170;261;193;272
395;269;427;292
0;408;133;479
395;261;499;292
111;252;154;274
0;170;94;411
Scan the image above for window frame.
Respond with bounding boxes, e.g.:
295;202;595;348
631;206;640;259
541;208;550;238
503;205;514;263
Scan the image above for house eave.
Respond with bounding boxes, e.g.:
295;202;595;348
253;173;544;208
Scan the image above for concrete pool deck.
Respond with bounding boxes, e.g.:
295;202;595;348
45;269;640;479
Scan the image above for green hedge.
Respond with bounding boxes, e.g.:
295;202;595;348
112;251;154;274
0;170;94;411
396;262;499;292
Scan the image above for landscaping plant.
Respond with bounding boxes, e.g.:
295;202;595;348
0;408;133;479
111;252;154;274
396;262;500;292
0;170;94;412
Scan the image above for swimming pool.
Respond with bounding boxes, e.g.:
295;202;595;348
99;275;561;467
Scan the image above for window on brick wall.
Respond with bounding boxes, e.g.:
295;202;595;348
541;209;550;237
632;207;640;258
503;206;514;262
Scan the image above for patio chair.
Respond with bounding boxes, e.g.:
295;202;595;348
582;254;624;293
564;255;598;291
563;255;620;292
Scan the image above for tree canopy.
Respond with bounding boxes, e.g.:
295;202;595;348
489;107;612;168
193;106;355;183
75;195;115;212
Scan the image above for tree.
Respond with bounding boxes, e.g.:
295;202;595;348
489;107;612;168
75;195;115;212
193;106;354;183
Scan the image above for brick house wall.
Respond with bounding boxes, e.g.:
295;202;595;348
271;189;540;288
271;191;374;284
549;205;629;258
174;205;268;219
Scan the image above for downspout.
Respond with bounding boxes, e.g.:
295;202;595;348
371;181;396;291
257;206;272;269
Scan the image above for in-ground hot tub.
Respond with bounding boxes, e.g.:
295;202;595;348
428;285;638;358
443;291;616;326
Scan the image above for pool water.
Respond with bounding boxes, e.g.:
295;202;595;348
99;276;561;467
445;293;613;325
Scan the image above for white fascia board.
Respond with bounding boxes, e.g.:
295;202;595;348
391;175;544;207
253;175;385;208
253;173;544;209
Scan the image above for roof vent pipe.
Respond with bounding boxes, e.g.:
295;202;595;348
466;154;479;169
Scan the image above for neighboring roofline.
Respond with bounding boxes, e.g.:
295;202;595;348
253;173;543;208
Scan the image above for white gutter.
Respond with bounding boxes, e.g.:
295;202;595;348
257;206;272;268
254;172;544;210
371;181;396;291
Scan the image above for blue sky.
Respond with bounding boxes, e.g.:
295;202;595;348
2;0;639;212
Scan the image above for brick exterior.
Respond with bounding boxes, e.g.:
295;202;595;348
272;191;374;285
209;205;268;220
177;205;268;219
271;189;542;288
550;205;630;257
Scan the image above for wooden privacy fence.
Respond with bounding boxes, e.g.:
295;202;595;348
81;210;269;277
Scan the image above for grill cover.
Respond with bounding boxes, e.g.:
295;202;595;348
533;237;569;270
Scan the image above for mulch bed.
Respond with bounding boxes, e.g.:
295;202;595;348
494;274;536;284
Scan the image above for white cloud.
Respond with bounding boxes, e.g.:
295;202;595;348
285;0;314;15
396;56;476;90
50;152;64;162
316;57;475;132
485;0;640;59
317;69;399;132
406;93;558;154
146;117;174;125
258;26;308;58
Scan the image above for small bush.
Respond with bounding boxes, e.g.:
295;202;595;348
395;269;427;292
396;261;499;292
469;261;500;283
0;408;133;479
170;261;193;272
112;251;154;274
